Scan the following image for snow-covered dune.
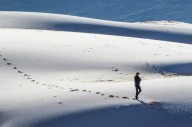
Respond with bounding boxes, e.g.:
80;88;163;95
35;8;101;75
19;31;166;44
0;11;192;44
0;12;192;127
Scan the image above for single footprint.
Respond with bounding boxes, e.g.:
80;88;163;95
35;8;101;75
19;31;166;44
112;68;118;72
56;101;62;105
18;71;23;73
122;97;129;99
108;95;115;98
70;89;79;92
7;63;12;65
24;74;29;76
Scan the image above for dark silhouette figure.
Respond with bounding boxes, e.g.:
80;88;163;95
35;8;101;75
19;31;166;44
134;72;142;99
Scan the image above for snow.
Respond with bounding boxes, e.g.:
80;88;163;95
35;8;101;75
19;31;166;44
0;11;192;127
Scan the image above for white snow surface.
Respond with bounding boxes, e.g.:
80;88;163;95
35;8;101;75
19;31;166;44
0;11;192;127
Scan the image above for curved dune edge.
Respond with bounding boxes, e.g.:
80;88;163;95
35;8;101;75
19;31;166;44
0;11;192;127
0;11;192;44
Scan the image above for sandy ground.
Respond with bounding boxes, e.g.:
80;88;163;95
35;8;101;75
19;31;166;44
0;12;192;127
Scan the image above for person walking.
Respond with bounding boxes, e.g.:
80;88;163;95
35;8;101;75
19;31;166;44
134;72;142;99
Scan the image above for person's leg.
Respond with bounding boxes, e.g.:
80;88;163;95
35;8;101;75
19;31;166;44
137;85;142;96
135;86;139;99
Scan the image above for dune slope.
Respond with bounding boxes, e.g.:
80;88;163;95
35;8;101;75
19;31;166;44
0;12;192;43
0;12;192;127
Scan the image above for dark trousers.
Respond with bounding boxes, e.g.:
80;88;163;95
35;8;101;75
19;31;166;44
135;84;142;98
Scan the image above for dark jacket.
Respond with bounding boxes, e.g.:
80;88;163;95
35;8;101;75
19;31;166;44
134;75;141;85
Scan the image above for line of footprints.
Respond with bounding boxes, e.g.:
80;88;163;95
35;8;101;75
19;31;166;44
1;54;129;104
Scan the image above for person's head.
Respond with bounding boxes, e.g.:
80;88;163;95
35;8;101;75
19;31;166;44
136;72;140;75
